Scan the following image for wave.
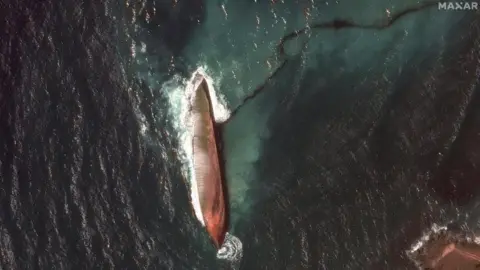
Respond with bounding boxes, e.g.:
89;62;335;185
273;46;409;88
217;232;243;264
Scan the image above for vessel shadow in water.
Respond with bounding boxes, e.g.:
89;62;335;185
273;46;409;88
189;76;229;249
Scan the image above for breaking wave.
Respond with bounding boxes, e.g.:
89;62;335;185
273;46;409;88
217;232;243;264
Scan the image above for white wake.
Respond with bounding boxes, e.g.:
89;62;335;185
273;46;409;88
217;232;244;264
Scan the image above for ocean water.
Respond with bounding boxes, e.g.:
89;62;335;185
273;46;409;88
1;0;480;269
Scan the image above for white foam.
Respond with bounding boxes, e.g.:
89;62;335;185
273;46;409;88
217;232;243;262
186;67;231;123
407;223;448;254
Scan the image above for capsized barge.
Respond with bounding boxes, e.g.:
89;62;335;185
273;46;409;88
408;227;480;269
189;75;228;248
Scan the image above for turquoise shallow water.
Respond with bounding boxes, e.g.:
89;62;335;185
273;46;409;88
1;0;480;269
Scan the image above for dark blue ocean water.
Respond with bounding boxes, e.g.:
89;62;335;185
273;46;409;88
1;0;480;269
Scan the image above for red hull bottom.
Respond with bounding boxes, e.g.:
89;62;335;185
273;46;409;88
190;77;227;249
409;229;480;269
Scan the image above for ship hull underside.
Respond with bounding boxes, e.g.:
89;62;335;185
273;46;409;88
190;79;227;248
